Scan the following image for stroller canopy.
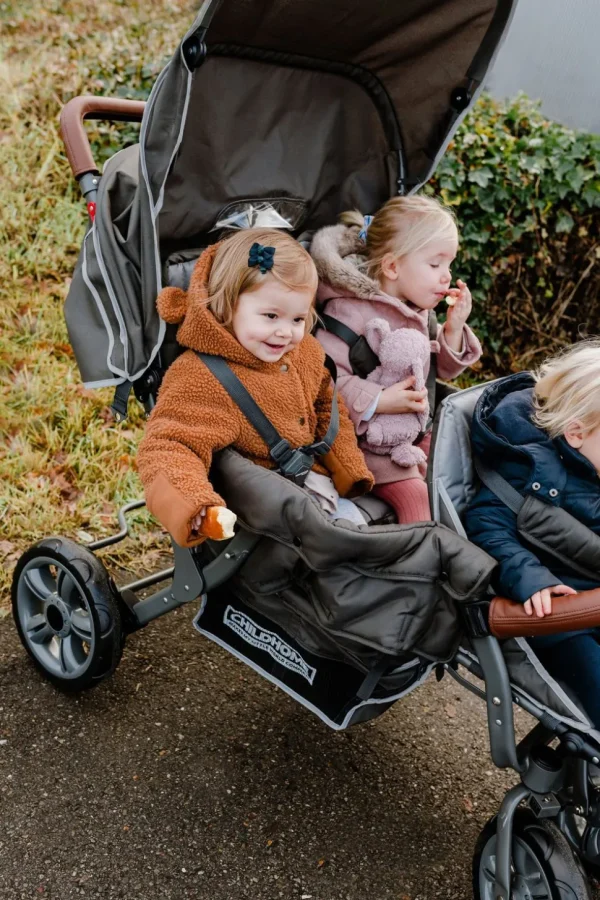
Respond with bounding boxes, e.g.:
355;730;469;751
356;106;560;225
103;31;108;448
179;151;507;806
148;0;516;243
66;0;516;387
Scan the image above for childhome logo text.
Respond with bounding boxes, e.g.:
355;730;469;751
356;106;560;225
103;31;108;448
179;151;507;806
224;606;317;685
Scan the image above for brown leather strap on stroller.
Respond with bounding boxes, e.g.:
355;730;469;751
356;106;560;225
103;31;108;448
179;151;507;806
489;590;600;639
60;95;146;178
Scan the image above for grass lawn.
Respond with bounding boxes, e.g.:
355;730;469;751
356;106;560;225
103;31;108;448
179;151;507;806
0;0;196;610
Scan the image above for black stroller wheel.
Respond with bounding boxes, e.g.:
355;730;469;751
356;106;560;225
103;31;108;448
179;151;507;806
12;537;124;693
473;808;591;900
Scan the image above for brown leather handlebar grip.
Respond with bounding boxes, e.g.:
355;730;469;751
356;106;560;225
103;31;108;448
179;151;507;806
489;588;600;639
59;95;146;178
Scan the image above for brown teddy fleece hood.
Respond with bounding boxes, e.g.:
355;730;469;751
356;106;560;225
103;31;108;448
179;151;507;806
137;245;374;547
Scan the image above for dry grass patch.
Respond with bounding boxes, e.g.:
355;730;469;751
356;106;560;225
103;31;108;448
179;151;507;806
0;1;194;608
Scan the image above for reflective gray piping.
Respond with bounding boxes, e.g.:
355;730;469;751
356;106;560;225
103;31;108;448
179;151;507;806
410;1;519;195
137;60;184;377
194;613;433;731
183;0;225;42
139;62;170;285
459;644;597;735
84;376;125;389
434;478;467;537
153;70;193;222
81;226;126;380
91;215;129;375
135;0;225;382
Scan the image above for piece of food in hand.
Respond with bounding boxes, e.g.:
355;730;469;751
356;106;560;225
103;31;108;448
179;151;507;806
445;296;456;306
199;505;237;540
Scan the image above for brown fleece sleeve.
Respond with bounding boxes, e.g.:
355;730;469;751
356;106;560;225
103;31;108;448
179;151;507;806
315;366;374;498
137;353;240;547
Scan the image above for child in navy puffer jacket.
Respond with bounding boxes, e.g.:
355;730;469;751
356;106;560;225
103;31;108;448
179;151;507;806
465;340;600;726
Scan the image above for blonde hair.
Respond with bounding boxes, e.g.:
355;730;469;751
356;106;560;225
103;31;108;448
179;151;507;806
340;195;458;280
207;228;318;330
532;340;600;438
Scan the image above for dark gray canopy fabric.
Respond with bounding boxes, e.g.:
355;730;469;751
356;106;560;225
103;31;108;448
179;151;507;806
64;0;517;388
207;0;513;188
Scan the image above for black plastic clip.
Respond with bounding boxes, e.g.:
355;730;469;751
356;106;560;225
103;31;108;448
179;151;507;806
450;85;471;113
304;440;330;456
183;34;207;71
279;450;314;487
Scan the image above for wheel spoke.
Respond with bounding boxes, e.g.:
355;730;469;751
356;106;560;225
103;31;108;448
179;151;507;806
26;613;53;645
59;635;85;674
70;609;93;643
57;572;80;609
482;863;496;882
23;566;55;603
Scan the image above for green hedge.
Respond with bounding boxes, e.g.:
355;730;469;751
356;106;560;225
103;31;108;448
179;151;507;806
426;93;600;375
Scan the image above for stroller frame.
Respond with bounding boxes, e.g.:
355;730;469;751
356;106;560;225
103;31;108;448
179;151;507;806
12;3;600;895
28;481;598;900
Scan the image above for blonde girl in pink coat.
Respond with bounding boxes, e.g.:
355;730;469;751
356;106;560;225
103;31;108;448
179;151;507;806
312;195;482;524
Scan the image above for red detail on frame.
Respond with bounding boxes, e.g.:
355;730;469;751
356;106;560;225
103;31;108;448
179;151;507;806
87;201;97;221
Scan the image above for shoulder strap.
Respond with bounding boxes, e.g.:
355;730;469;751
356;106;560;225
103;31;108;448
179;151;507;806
425;309;438;413
473;454;525;515
198;353;288;457
415;311;439;443
320;313;360;348
196;352;339;477
316;355;340;455
320;313;380;378
322;310;437;425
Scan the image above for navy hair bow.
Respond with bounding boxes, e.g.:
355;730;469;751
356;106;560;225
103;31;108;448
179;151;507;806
248;242;275;274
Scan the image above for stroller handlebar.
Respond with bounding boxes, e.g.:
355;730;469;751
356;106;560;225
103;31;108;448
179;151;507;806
489;588;600;639
60;95;146;179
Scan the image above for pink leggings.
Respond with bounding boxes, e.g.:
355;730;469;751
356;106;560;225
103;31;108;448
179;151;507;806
373;478;431;524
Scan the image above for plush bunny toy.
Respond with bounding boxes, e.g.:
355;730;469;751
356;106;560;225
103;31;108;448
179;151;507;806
363;318;433;467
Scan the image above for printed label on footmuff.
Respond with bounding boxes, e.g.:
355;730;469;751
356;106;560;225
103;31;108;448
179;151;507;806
193;591;424;729
223;605;317;684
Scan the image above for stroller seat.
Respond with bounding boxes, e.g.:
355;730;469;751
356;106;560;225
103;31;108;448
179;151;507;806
428;381;491;535
163;243;398;528
429;384;600;736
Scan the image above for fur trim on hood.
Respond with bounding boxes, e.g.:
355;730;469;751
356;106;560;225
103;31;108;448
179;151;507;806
310;223;380;300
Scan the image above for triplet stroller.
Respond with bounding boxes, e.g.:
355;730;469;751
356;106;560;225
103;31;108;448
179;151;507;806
12;3;600;897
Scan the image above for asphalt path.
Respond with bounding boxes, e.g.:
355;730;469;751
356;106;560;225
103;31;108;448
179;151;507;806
0;605;597;900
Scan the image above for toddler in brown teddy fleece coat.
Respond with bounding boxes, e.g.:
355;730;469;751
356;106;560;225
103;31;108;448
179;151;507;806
137;228;374;548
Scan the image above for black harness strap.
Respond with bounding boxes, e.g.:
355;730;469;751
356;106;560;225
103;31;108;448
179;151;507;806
320;309;438;439
356;655;391;701
415;309;439;442
197;352;339;487
320;313;380;380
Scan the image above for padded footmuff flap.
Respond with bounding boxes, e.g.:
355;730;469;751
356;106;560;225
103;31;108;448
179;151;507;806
211;450;496;661
194;591;430;730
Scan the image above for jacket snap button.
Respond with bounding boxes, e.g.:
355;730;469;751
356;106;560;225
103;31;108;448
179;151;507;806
280;364;288;372
299;416;305;426
532;482;541;491
549;488;558;498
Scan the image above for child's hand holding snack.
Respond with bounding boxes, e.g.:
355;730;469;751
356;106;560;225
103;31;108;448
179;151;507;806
444;279;472;352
